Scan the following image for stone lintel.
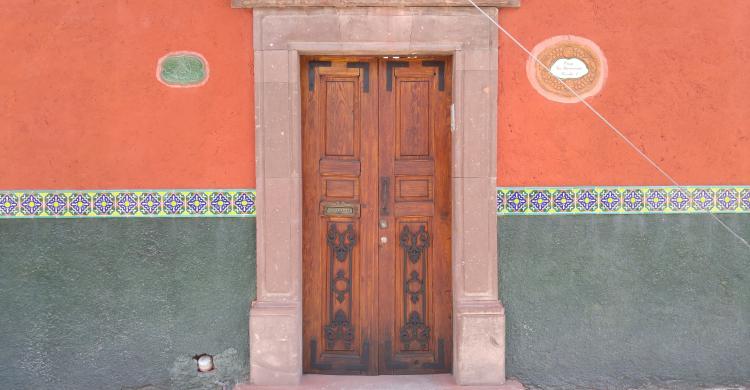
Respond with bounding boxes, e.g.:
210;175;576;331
233;0;519;8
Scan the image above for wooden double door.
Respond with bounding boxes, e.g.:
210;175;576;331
302;56;452;375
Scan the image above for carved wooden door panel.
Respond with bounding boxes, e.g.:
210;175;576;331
302;57;379;375
377;58;452;374
302;56;451;375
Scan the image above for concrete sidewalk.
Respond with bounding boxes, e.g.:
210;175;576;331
237;374;524;390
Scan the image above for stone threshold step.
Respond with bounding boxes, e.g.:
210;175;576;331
237;374;524;390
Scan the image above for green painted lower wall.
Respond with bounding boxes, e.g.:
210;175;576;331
2;215;748;389
0;218;256;390
499;215;750;389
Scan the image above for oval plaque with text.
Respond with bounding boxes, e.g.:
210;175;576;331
527;36;607;103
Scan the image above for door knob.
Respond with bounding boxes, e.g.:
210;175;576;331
379;219;388;229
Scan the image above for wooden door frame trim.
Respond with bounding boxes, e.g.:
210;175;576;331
250;7;504;386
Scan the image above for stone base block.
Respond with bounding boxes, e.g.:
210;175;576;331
453;300;506;386
249;301;302;385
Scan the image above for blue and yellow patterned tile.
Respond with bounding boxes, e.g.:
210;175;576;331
505;189;528;214
19;193;44;216
44;193;68;216
598;189;622;212
716;188;739;211
163;192;186;215
496;190;505;214
0;193;18;216
622;189;645;212
552;189;575;213
667;188;690;212
186;192;209;215
139;192;162;215
93;193;116;216
691;188;715;212
529;190;552;213
69;193;92;216
209;192;231;215
645;188;668;212
740;189;750;211
234;191;256;216
575;188;598;213
116;192;139;215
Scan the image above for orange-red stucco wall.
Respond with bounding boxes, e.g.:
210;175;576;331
1;1;749;190
498;0;750;186
0;1;255;189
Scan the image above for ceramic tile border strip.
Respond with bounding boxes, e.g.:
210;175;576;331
497;186;750;215
6;186;749;217
0;190;255;218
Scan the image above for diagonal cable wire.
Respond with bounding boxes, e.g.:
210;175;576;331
467;0;750;251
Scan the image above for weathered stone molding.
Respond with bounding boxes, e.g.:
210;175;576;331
233;0;519;8
249;6;504;386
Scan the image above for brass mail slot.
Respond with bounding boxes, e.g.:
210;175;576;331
320;202;360;218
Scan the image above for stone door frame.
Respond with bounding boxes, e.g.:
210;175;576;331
250;7;504;386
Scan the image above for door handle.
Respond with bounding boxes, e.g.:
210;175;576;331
380;177;390;216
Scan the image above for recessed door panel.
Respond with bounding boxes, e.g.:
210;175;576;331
397;81;431;158
325;80;359;157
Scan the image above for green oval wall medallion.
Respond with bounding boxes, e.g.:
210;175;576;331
158;52;208;87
